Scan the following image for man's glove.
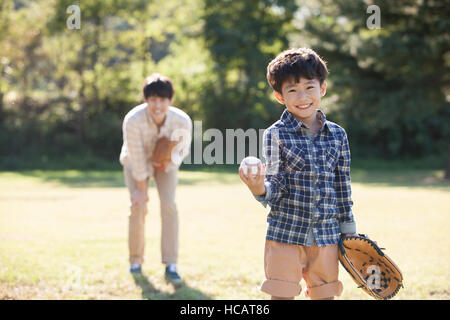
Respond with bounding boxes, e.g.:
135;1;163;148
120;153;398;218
338;233;403;300
151;137;179;172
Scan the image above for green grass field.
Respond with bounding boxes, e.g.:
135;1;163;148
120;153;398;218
0;169;449;300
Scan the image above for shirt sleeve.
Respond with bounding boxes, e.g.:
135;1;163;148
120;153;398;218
170;115;193;166
255;128;287;207
123;116;148;181
334;130;356;233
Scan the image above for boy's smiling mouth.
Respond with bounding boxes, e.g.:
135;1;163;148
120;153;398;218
295;103;312;110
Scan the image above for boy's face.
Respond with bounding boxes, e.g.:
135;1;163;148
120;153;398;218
273;77;327;124
145;95;171;125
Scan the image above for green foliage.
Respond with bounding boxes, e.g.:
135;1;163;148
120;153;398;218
0;0;448;171
1;0;209;165
296;0;450;158
201;0;298;130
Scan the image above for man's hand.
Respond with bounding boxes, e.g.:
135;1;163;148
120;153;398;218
239;164;266;196
131;180;149;206
152;159;170;172
131;189;148;206
151;137;179;172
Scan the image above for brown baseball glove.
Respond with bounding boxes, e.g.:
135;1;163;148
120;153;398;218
338;233;403;300
151;137;179;172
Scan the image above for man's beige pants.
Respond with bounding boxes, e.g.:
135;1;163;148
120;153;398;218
124;166;179;266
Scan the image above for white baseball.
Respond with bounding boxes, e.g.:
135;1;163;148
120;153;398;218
240;156;262;178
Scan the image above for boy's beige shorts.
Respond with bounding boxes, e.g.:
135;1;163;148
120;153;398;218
261;240;343;299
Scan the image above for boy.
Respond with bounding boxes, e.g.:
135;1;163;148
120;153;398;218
239;48;357;300
120;73;192;283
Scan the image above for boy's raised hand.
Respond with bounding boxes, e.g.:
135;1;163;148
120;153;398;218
239;163;266;196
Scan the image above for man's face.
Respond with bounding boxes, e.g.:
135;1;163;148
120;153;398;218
274;77;326;123
146;95;171;125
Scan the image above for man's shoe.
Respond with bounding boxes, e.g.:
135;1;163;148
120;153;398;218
129;264;142;274
165;265;182;285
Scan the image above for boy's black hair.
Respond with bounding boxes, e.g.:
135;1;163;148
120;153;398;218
266;48;328;93
143;73;174;99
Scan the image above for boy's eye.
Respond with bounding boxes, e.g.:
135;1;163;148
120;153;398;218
288;89;296;93
307;86;314;90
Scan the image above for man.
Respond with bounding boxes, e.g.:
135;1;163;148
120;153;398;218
120;73;192;284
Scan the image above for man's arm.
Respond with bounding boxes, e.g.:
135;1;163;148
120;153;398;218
123;116;149;205
334;130;356;234
123;117;148;181
170;116;193;166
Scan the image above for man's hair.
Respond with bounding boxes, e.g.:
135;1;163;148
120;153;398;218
266;48;328;93
142;73;174;99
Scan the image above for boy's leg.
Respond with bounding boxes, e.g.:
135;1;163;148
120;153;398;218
124;166;149;266
271;296;294;300
302;243;343;300
154;169;179;264
260;240;305;299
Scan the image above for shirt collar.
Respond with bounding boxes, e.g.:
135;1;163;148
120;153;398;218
280;108;329;133
145;104;172;134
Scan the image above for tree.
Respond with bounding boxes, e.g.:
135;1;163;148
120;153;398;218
0;0;14;123
0;0;56;156
1;0;213;164
294;0;449;171
202;0;298;130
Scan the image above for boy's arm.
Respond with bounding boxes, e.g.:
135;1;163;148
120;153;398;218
253;128;287;207
334;130;356;234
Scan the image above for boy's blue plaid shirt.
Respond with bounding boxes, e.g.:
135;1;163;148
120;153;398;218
255;109;356;247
